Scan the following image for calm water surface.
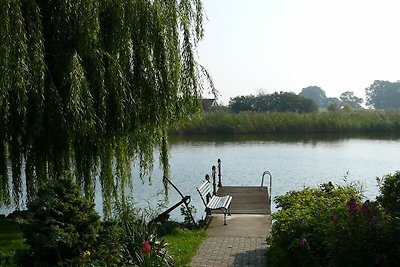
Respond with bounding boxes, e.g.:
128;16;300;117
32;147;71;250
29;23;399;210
2;134;399;220
124;134;400;221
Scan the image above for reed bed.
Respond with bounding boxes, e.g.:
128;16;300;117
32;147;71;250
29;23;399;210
171;110;400;135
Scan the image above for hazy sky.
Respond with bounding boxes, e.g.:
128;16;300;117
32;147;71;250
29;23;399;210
198;0;400;105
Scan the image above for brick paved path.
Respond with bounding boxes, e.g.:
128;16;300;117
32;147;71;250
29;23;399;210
191;236;268;267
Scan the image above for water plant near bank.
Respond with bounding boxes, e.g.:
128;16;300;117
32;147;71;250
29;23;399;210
172;109;400;135
267;172;400;266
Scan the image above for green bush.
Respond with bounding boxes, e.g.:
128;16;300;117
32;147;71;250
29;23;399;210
19;178;101;266
267;179;400;266
14;178;192;266
66;202;173;267
267;183;358;266
377;171;400;215
327;199;396;266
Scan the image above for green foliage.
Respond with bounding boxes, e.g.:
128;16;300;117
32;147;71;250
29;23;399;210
299;86;328;108
327;200;397;266
342;102;353;112
0;219;27;267
339;91;363;109
19;178;101;266
229;92;317;113
267;180;400;266
327;102;340;113
366;80;400;109
377;171;400;215
267;183;358;266
0;0;210;214
172;109;400;135
63;203;174;267
0;219;27;255
180;204;197;229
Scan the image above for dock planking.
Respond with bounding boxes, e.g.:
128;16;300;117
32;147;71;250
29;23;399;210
216;186;271;215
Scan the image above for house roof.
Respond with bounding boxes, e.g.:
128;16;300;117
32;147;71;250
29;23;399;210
201;99;218;110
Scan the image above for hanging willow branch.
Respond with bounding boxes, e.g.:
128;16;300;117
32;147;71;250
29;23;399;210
0;0;212;216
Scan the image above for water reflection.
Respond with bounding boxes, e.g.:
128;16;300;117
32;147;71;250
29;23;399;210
169;132;400;145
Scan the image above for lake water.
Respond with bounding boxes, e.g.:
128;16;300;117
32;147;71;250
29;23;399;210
123;133;400;221
2;133;400;221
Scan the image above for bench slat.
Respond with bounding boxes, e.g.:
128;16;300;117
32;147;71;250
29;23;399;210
198;182;211;197
196;180;232;225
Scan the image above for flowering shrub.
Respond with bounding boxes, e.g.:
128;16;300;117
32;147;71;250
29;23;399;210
267;178;400;267
327;199;394;266
267;182;357;266
71;203;173;267
17;179;174;266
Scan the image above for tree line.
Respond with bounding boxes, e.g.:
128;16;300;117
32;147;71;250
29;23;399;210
227;80;400;113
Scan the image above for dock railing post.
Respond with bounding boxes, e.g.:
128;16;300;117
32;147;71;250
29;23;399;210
217;159;222;187
212;166;217;195
205;174;211;203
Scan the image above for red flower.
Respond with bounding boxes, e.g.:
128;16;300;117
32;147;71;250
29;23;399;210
142;240;151;256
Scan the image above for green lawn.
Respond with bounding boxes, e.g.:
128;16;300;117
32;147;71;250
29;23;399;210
0;219;27;266
0;219;27;255
164;227;207;266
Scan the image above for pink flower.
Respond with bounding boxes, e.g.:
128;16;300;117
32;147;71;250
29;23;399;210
361;200;370;213
142;240;151;256
346;198;358;214
299;238;308;247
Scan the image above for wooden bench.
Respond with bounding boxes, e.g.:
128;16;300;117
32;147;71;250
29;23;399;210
197;180;232;225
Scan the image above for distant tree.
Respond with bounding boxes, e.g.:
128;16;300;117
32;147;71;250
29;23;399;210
299;86;328;108
229;92;317;113
229;95;256;112
342;103;352;112
339;91;363;109
325;97;340;107
327;103;340;112
366;80;400;109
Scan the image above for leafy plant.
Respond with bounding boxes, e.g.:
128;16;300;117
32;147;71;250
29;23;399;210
267;179;400;266
180;204;197;229
267;182;359;266
65;202;174;267
19;177;101;266
377;171;400;215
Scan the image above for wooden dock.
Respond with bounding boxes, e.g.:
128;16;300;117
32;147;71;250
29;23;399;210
216;186;271;215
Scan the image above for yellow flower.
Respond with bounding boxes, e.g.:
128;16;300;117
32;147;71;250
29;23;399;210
82;250;91;258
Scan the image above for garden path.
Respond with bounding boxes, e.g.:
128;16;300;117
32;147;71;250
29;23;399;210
190;214;271;266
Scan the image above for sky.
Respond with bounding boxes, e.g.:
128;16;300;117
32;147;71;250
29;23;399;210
197;0;400;105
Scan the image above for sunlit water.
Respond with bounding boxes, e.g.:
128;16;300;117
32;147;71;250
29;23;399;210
2;134;400;221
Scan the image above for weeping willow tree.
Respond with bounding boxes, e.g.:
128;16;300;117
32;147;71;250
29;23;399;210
0;0;213;216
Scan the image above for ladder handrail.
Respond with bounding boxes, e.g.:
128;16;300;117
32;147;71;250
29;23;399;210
261;170;272;204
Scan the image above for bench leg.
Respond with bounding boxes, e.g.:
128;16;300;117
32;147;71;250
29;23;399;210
224;212;227;225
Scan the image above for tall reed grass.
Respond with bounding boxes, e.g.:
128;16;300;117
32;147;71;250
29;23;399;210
171;110;400;135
